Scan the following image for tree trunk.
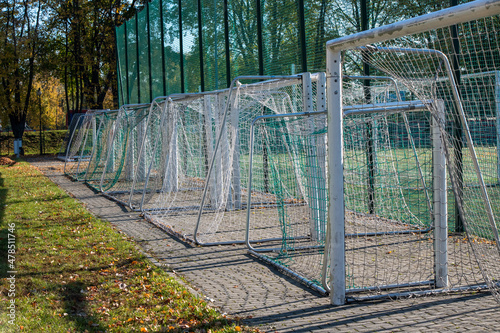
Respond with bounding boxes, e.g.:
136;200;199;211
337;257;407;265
9;113;26;140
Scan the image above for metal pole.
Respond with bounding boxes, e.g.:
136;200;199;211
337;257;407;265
197;0;205;92
160;0;167;96
327;49;346;305
496;71;500;185
38;88;42;155
147;2;153;102
256;0;268;188
297;0;307;73
433;100;448;288
135;10;141;103
178;0;185;93
361;0;375;214
114;24;122;107
124;22;130;105
256;0;264;76
450;0;464;233
224;0;231;88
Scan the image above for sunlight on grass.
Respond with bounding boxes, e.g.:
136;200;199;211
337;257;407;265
0;161;255;332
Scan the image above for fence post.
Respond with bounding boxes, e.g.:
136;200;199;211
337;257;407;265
297;0;307;73
160;0;167;96
224;0;231;88
178;0;185;93
197;0;205;92
147;2;153;102
135;11;141;103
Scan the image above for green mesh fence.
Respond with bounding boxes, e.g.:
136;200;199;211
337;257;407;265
200;0;227;90
262;0;301;75
149;2;165;98
183;0;202;93
116;24;127;106
116;0;460;105
227;1;259;77
138;8;150;103
126;18;139;103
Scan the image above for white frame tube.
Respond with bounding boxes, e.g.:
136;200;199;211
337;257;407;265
326;0;500;52
327;49;346;305
433;100;448;288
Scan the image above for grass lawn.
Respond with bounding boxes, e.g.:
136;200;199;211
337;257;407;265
0;160;253;332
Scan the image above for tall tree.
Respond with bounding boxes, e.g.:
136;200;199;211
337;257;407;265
0;0;44;149
52;0;143;113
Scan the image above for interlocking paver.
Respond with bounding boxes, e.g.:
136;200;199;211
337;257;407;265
30;157;500;333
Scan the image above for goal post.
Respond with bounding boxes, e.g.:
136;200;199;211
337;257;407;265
327;0;500;305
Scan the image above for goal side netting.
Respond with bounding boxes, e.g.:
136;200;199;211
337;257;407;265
84;110;119;190
64;111;98;181
143;75;325;247
99;103;151;205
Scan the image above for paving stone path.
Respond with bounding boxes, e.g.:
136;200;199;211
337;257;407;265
30;157;499;332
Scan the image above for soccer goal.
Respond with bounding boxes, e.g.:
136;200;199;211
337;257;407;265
327;0;500;305
58;113;86;161
99;103;152;205
127;97;169;210
84;110;119;190
64;110;98;180
244;73;440;294
142;91;226;238
142;75;326;246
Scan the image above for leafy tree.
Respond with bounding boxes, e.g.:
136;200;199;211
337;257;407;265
52;0;144;113
0;0;145;152
0;0;44;147
26;75;65;131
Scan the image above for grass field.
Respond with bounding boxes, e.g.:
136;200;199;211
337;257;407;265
0;159;254;332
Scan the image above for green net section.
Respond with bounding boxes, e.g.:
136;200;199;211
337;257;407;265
149;2;165;99
261;0;300;75
343;110;436;293
126;18;139;103
201;0;227;90
342;78;434;227
99;104;151;205
248;112;328;291
116;24;127;106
